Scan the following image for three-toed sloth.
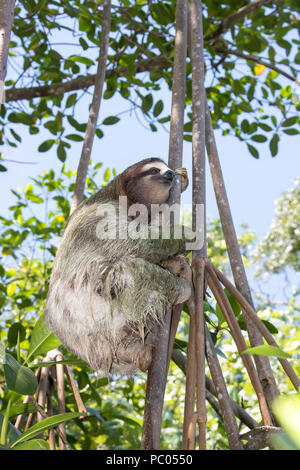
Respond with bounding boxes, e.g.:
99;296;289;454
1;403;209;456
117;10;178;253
45;158;194;375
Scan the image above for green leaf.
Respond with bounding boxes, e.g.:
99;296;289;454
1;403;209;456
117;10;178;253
283;128;299;136
215;303;225;326
153;100;164;117
10;128;22;143
102;116;120;125
26;315;61;362
95;128;104;139
282;116;298;127
270;133;279;157
0;398;11;447
38;139;55;153
67;116;86;132
7;323;26;348
6;283;17;296
4;354;37;395
79;37;88;50
272;395;300;450
0;341;5;363
68;55;94;67
78;16;91;32
241;119;249;134
57;142;67;162
13;439;50;450
247;143;259;159
0;164;7;172
141;93;153;114
0;412;21;447
258;122;272;132
2;402;36;419
251;134;267;143
65;134;84;142
66;93;77;108
103;168;111;182
11;412;83;448
242;345;292;359
261;319;278;335
225;288;241;317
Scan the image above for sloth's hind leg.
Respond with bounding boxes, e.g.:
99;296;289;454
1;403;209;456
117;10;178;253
110;322;159;374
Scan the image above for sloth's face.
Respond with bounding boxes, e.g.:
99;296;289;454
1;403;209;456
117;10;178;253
123;159;176;206
135;161;175;204
140;160;175;187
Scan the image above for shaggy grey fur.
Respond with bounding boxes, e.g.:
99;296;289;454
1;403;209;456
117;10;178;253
45;159;192;374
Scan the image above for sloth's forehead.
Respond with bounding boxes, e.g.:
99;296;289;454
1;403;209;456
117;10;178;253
141;161;169;173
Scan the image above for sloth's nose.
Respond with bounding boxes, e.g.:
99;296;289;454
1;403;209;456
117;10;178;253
164;169;175;180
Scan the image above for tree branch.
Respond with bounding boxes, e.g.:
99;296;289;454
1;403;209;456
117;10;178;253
215;46;300;84
205;0;277;42
70;0;111;213
5;56;171;103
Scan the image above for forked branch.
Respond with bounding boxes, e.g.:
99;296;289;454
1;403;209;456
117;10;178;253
70;0;111;214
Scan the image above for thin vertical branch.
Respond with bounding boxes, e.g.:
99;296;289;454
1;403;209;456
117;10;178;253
205;102;279;409
36;362;50;423
205;261;272;426
168;0;188;204
47;395;56;450
166;0;189;378
56;352;67;450
189;0;207;449
64;365;87;415
190;0;206;257
204;323;243;450
213;266;300;391
141;309;172;450
71;0;111;214
172;349;259;431
0;0;15;106
141;0;188;450
192;258;206;449
182;296;197;449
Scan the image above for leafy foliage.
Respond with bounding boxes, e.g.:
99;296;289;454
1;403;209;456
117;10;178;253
1;0;299;170
253;175;300;274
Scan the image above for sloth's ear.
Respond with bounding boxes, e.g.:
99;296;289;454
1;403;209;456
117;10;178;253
175;168;189;192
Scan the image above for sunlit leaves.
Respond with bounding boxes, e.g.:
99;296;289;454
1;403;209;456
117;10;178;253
26;315;61;362
3;353;37;395
253;175;300;274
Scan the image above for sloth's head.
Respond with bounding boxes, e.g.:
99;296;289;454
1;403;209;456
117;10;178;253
122;158;176;206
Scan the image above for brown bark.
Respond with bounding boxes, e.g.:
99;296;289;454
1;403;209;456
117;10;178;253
70;0;111;213
205;101;279;412
204;323;243;450
0;0;15;105
141;0;188;450
172;349;259;430
205;261;272;427
214;266;300;391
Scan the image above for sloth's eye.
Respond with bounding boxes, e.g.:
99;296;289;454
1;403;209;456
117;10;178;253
149;168;160;174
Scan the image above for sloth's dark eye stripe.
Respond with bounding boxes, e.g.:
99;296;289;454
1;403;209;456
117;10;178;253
136;168;161;178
